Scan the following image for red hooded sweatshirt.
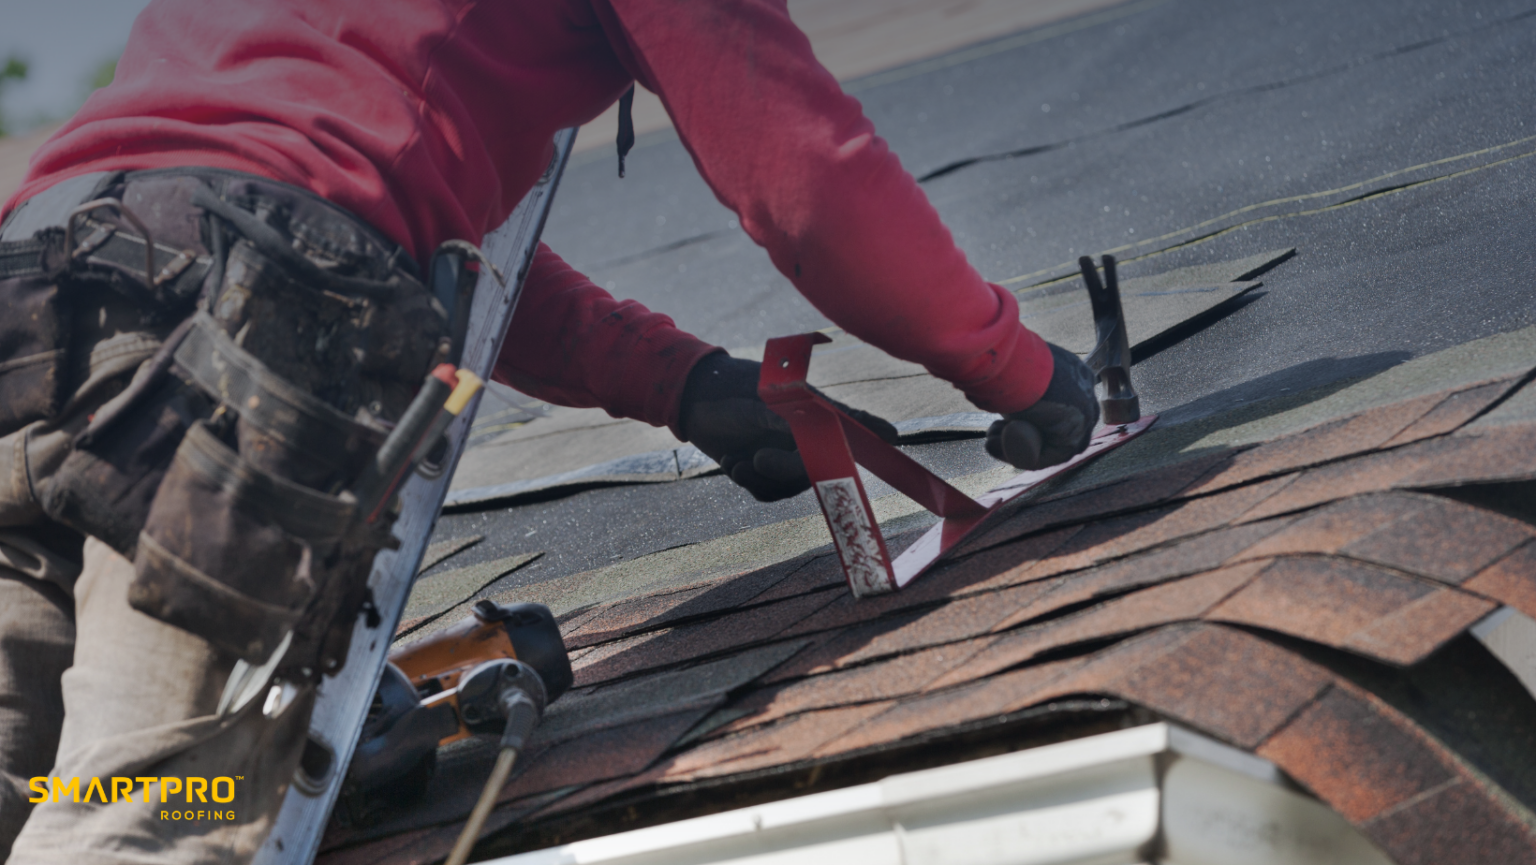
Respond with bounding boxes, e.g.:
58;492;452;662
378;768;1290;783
5;0;1053;433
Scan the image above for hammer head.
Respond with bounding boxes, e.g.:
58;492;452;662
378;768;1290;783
1078;255;1141;425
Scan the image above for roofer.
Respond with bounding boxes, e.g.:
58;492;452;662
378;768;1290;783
0;0;1098;860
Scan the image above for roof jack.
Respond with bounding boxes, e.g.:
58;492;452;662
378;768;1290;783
760;254;1153;597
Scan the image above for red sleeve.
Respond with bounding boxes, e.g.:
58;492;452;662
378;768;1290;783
493;243;722;435
587;0;1053;414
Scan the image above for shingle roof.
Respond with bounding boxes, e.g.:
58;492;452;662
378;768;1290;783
319;334;1536;865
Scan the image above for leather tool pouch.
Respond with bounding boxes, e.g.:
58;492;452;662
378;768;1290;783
132;420;353;664
122;310;399;667
0;230;72;436
40;374;210;555
29;168;447;671
1;168;215;435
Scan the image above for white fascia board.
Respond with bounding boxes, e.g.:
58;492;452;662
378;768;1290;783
485;722;1389;865
490;725;1171;865
880;722;1169;808
1166;724;1285;786
1472;606;1536;699
563;783;887;865
897;786;1160;865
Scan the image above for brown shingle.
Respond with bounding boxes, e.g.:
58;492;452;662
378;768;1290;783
566;554;849;649
659;701;895;782
1344;589;1496;664
759;581;1055;679
1340;495;1536;583
571;591;839;687
556;603;606;634
1263;422;1536;518
373;382;1536;850
1094;474;1297;560
499;707;713;801
1240;492;1430;560
773;591;900;639
958;452;1226;555
566;626;1328;803
568;631;649;683
1381;378;1520;448
929;470;1291;597
1181;392;1444;497
992;509;1169;584
833;623;1327;751
926;563;1265;690
1237;444;1437;522
822;583;1053;668
711;637;991;736
813;659;1088;757
940;526;1084;596
987;519;1291;634
776;539;1042;639
1205;556;1488;665
899;623;1325;750
1464;541;1536;620
1406;424;1536;487
562;584;718;649
1068;623;1333;748
745;553;847;604
1257;683;1459;823
758;615;925;684
1362;778;1536;865
916;532;1093;602
523;765;670;821
1024;476;1298;578
526;623;1536;859
1008;617;1204;693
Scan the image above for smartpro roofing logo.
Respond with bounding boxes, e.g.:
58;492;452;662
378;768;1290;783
28;775;241;820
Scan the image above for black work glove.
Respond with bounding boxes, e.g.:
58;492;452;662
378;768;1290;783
985;342;1100;470
679;352;899;502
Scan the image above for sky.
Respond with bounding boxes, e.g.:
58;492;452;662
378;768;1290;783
0;0;154;133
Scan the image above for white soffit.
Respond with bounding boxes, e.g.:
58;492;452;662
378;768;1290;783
488;722;1393;865
1472;606;1536;700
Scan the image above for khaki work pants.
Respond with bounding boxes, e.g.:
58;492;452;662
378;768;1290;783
1;537;313;865
0;180;315;864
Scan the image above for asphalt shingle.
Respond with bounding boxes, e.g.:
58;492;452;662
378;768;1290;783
1181;391;1447;495
1055;623;1334;749
570;591;839;687
326;354;1536;865
926;563;1265;689
1206;556;1494;665
1257;683;1461;822
1339;495;1535;583
1463;540;1536;620
1380;378;1520;447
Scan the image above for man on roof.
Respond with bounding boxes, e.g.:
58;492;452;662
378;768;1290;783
0;0;1098;860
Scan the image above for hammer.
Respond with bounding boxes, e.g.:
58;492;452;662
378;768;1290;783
1078;254;1141;425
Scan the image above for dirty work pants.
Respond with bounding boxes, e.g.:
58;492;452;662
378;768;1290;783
1;538;313;864
0;179;315;864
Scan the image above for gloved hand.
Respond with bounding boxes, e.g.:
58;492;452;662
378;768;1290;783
985;342;1100;470
679;352;898;502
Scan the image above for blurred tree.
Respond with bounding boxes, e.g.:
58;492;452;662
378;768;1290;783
0;54;28;137
88;57;117;93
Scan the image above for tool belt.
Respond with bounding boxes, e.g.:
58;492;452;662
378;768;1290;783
0;167;456;676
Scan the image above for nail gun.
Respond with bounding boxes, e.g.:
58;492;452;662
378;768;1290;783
338;599;573;825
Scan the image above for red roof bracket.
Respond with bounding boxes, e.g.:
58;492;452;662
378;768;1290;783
760;332;1156;597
